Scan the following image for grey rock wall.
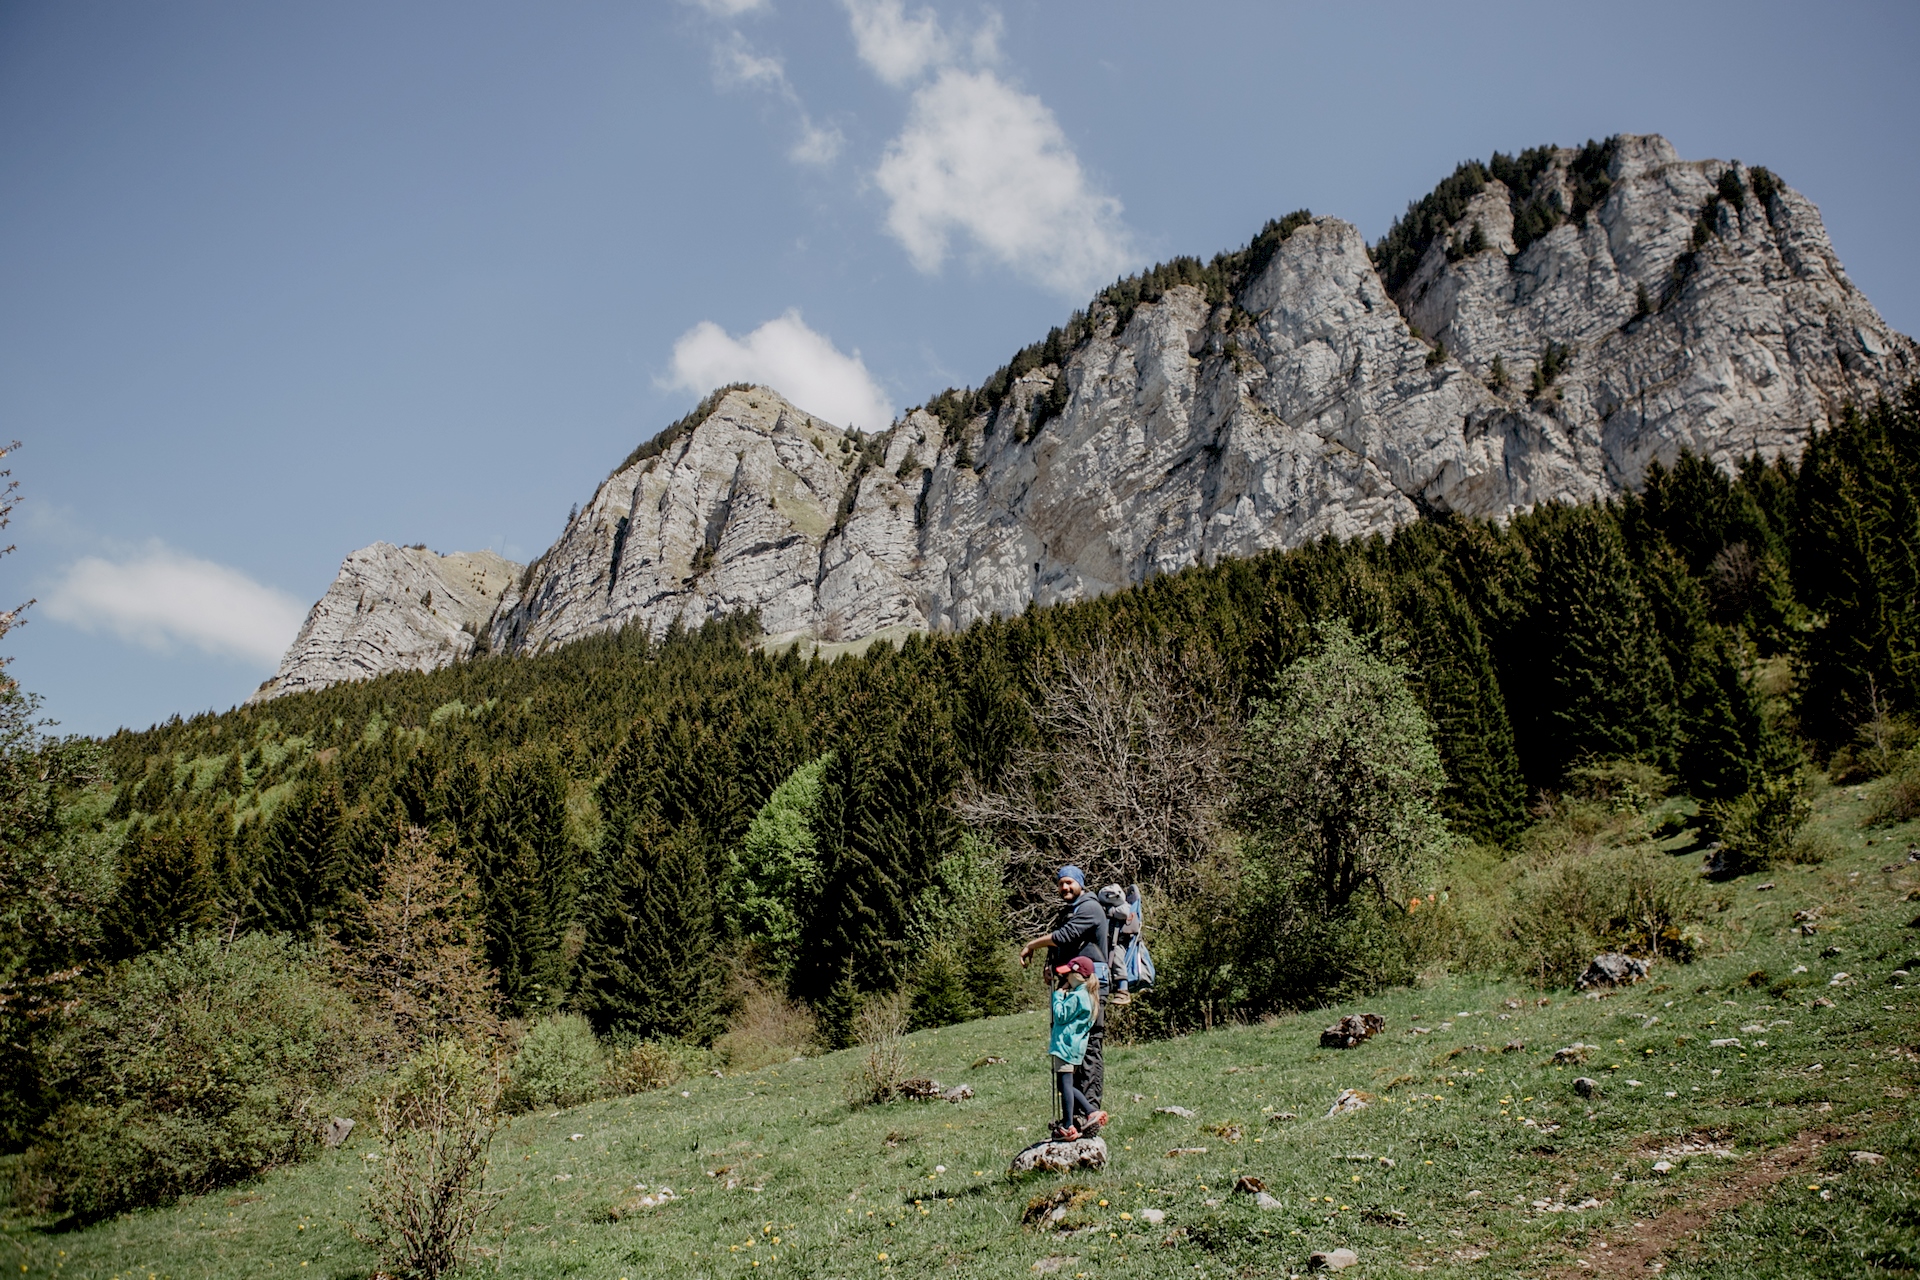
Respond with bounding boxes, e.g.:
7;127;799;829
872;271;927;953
260;135;1915;698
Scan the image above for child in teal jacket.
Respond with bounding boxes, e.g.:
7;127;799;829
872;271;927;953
1048;957;1106;1139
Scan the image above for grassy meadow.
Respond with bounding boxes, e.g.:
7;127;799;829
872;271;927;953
5;782;1916;1280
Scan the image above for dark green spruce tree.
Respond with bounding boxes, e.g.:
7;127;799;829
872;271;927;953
249;773;351;935
1676;629;1769;801
102;811;223;958
472;747;577;1015
574;814;728;1044
1518;504;1677;783
1395;576;1527;844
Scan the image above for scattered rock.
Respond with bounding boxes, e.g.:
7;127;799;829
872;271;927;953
1326;1089;1374;1115
1573;1077;1601;1098
1202;1123;1244;1143
1309;1247;1360;1271
1755;882;1775;891
569;1133;584;1142
1030;1256;1079;1274
1576;953;1650;990
324;1117;356;1148
1829;973;1851;986
1852;1151;1887;1166
1010;1137;1109;1174
1552;1044;1594;1065
1234;1175;1267;1194
1821;945;1844;958
1138;1208;1166;1225
606;1185;678;1219
1154;1106;1197;1119
1710;1038;1743;1048
942;1084;974;1103
972;1056;1007;1068
1651;1160;1674;1174
1503;1040;1525;1054
1256;1192;1284;1210
1894;971;1914;984
1321;1013;1387;1049
899;1077;945;1100
1812;996;1835;1007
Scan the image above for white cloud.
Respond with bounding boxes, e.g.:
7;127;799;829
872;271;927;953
664;311;894;430
711;32;842;166
43;543;307;667
875;67;1137;297
687;0;769;16
843;0;951;86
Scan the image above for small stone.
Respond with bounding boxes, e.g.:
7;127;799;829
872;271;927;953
1138;1208;1166;1225
1829;973;1850;986
1812;996;1835;1007
942;1084;974;1103
1852;1150;1887;1165
1234;1175;1268;1194
569;1133;584;1142
1821;945;1844;958
1503;1040;1525;1053
1268;1111;1298;1123
1755;882;1775;891
1326;1088;1374;1115
1552;1044;1593;1065
1651;1160;1674;1174
1710;1038;1742;1048
1009;1137;1109;1174
1576;953;1650;990
324;1117;356;1148
1256;1192;1284;1210
1320;1012;1386;1049
1154;1105;1196;1119
1309;1247;1359;1271
971;1056;1006;1068
1573;1077;1600;1098
1165;1147;1208;1157
1031;1256;1078;1275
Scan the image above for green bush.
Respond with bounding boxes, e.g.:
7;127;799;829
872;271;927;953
1704;773;1812;876
1500;848;1706;987
18;931;358;1222
505;1014;604;1111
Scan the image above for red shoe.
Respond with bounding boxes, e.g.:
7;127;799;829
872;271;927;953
1084;1110;1109;1129
1059;1126;1080;1141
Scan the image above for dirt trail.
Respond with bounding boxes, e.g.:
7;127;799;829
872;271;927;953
1551;1129;1832;1277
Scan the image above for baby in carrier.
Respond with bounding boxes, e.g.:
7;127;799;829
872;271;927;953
1096;884;1151;1005
1048;956;1107;1140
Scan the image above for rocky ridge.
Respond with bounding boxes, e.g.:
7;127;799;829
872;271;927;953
258;135;1914;698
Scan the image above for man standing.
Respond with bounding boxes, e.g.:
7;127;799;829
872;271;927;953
1019;865;1108;1129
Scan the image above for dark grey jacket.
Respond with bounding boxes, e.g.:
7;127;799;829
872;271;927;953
1048;893;1108;967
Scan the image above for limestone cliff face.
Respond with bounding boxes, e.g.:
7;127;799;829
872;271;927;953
249;544;519;702
261;135;1915;696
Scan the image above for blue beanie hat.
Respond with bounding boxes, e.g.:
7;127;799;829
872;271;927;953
1057;865;1086;886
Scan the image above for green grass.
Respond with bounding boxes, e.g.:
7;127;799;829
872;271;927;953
6;785;1917;1280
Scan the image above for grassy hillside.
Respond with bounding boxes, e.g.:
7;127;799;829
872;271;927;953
7;782;1915;1279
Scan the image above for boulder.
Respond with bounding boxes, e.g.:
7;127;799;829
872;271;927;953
1575;954;1649;990
1010;1137;1109;1174
1309;1247;1360;1271
1320;1013;1386;1048
324;1116;356;1148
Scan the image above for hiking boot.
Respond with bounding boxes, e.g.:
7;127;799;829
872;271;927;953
1058;1125;1080;1141
1084;1110;1109;1130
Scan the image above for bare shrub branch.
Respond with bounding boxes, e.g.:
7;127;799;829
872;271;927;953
957;643;1236;925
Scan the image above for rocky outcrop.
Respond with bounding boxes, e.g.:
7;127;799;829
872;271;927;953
249;544;519;702
260;135;1915;697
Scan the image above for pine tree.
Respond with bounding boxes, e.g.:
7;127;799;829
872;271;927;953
574;818;727;1044
102;813;221;957
1518;505;1677;782
472;748;576;1015
1676;629;1768;801
1395;577;1527;844
249;774;350;935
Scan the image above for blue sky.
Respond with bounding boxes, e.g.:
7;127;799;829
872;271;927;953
3;0;1916;738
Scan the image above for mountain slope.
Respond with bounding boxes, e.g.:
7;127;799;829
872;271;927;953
260;134;1914;698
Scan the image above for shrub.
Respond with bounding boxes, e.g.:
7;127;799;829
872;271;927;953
19;931;358;1222
1567;758;1670;813
604;1039;691;1095
1501;848;1706;987
715;976;820;1071
843;993;910;1108
1704;773;1811;876
504;1013;604;1111
359;1039;501;1280
1873;761;1920;826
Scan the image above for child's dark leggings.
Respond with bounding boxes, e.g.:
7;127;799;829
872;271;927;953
1057;1068;1089;1129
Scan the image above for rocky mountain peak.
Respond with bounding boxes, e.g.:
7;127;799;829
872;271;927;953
256;134;1915;700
